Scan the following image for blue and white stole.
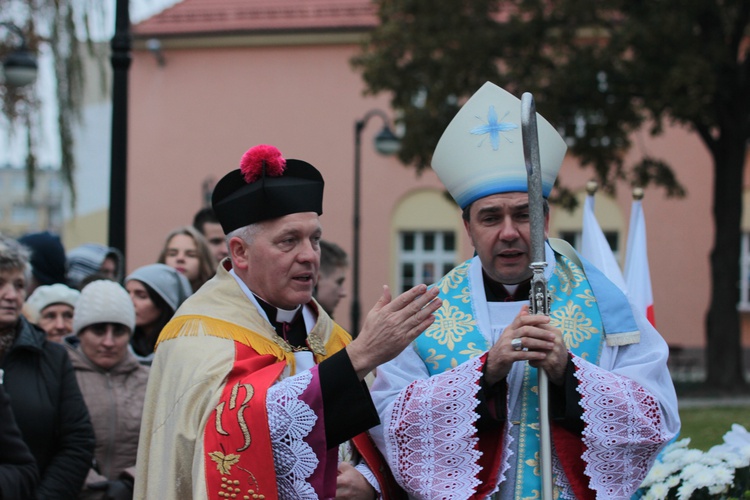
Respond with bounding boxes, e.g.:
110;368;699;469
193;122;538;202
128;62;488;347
413;240;639;499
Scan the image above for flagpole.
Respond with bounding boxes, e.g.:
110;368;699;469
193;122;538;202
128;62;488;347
625;186;656;326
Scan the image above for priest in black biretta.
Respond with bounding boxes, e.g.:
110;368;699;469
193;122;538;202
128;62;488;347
137;142;438;498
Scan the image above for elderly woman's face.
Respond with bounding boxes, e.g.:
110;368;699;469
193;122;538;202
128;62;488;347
0;269;26;329
39;304;75;343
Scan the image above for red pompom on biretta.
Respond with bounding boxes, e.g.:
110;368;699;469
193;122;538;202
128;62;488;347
239;144;286;183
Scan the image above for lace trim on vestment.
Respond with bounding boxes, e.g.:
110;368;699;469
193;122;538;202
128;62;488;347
355;463;382;496
574;356;672;498
384;357;484;499
268;371;319;499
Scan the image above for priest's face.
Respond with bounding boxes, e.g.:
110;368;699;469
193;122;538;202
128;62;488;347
242;212;322;309
463;192;549;285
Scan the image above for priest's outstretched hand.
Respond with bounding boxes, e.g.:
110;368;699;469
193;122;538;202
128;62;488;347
347;284;441;380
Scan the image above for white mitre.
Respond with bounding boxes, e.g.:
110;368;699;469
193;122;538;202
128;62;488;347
431;81;568;208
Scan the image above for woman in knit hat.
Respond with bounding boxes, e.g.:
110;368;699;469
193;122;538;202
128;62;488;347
24;283;81;343
124;264;191;365
66;280;149;500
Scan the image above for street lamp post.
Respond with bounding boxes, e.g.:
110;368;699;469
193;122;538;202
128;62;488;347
108;0;131;259
0;22;38;87
351;109;400;335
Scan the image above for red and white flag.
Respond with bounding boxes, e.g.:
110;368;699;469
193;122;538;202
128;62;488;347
624;198;655;326
581;193;628;293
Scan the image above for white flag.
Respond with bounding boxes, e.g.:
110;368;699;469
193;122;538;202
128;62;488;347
581;194;628;292
624;199;655;326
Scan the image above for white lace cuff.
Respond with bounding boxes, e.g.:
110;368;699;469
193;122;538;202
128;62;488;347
383;356;484;498
268;370;319;498
573;355;673;498
355;462;381;497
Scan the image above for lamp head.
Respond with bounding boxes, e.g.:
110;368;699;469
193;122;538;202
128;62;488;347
3;46;37;87
1;22;38;88
374;125;401;156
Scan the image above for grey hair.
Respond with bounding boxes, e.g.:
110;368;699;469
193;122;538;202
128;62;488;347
0;234;32;281
226;223;262;248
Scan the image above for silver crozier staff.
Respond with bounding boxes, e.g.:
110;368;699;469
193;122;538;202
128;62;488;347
521;92;554;500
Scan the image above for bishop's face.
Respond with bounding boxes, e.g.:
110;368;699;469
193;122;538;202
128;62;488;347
242;212;322;310
463;192;549;285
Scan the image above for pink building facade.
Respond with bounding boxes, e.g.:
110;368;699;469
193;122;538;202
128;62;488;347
127;0;750;359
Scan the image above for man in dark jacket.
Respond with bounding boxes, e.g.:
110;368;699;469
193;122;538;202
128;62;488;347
0;377;38;499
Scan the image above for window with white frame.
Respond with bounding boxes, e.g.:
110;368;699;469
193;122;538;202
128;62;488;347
398;230;456;293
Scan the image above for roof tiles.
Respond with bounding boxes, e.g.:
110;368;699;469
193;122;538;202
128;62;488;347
133;0;378;36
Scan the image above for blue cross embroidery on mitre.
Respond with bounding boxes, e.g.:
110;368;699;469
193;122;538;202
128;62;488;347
470;105;518;150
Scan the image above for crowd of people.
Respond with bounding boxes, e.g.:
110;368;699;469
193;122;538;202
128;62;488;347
0;82;679;500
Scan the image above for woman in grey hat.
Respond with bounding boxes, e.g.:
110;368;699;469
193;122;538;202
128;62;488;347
124;264;192;365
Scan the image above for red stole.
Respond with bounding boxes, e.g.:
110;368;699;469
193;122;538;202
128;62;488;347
204;342;285;500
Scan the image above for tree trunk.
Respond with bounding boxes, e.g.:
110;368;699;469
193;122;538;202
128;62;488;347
705;134;748;393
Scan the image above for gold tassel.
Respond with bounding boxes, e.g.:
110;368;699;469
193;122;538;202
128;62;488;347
157;315;293;361
157;315;354;372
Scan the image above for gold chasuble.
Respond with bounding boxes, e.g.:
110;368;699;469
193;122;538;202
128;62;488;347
135;264;349;499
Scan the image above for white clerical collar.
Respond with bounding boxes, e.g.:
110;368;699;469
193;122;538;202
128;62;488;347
275;305;300;323
229;268;314;331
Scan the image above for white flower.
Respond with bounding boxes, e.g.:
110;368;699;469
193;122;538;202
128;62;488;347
664;475;680;489
706;465;734;495
672;449;705;468
680;463;714;486
708;446;749;468
734;444;750;465
663;438;692;455
698;453;723;466
723;424;750;448
676;480;697;499
641;461;682;488
639;425;750;499
644;482;671;500
660;439;696;466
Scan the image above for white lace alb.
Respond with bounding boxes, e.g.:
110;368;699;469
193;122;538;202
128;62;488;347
384;357;484;499
268;371;319;499
574;356;672;498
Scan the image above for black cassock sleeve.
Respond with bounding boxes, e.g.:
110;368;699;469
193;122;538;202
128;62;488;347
318;349;380;448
